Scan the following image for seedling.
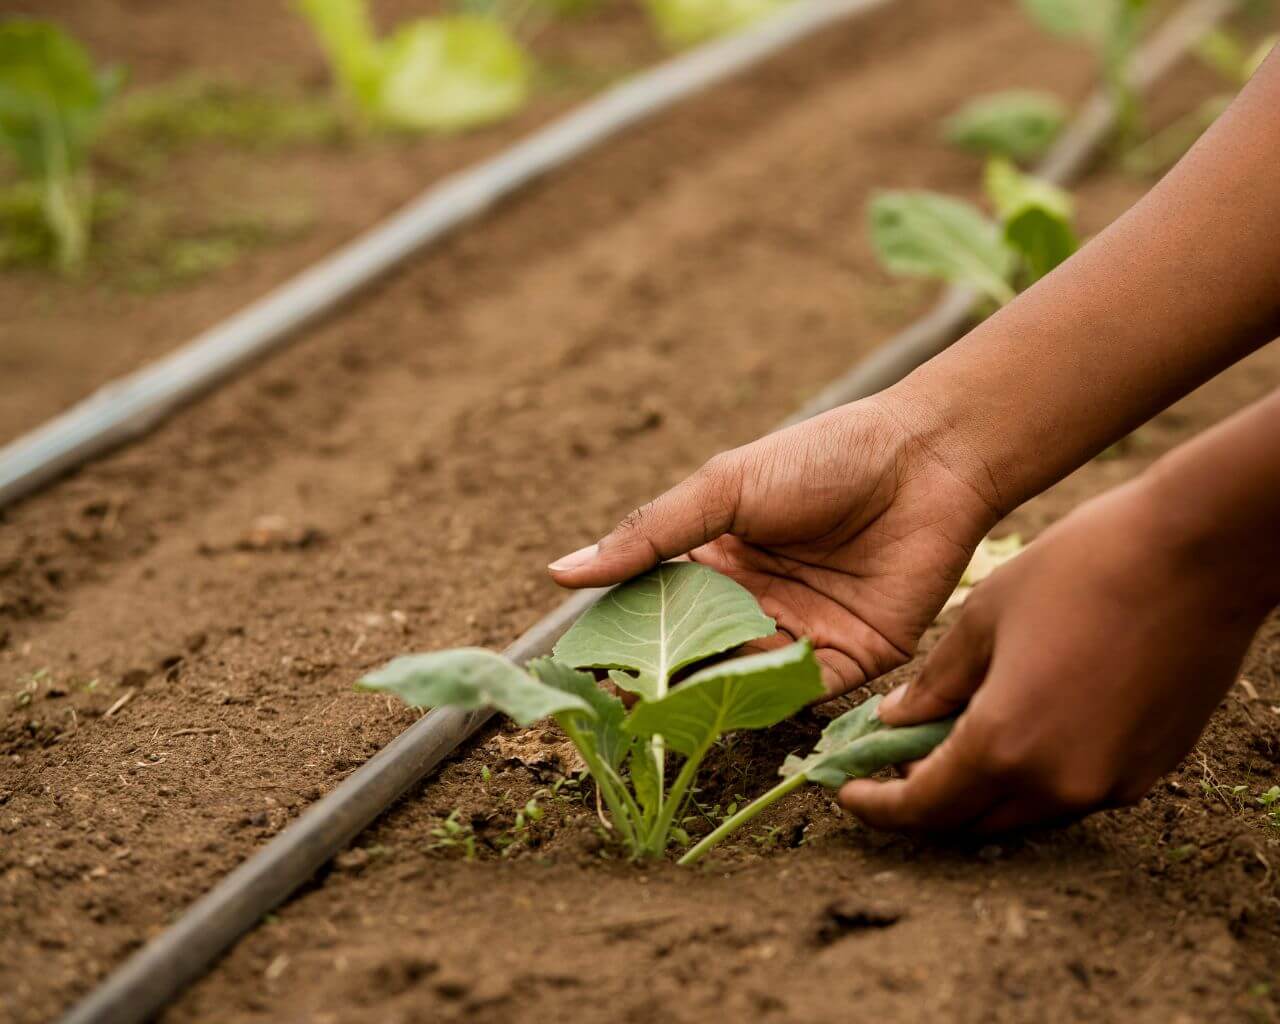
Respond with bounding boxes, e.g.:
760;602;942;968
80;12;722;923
0;18;121;271
644;0;791;47
361;562;947;861
1019;0;1149;146
295;0;529;132
942;90;1067;163
868;158;1078;306
1125;30;1277;176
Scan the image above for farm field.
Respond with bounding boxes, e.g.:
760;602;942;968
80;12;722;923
1;2;1278;1023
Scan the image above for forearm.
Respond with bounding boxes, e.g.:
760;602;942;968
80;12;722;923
1138;387;1280;622
888;48;1280;515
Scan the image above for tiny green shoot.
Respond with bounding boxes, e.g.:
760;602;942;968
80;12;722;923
295;0;530;133
0;18;122;271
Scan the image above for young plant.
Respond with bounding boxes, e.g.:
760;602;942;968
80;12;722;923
0;18;121;271
295;0;529;133
1125;30;1277;176
941;90;1067;163
643;0;791;48
679;694;953;865
1019;0;1148;146
868;157;1078;306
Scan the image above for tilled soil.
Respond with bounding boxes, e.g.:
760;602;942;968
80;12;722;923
2;2;1278;1023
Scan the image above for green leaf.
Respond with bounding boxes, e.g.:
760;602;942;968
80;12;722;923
983;158;1078;282
781;695;954;788
868;190;1016;306
627;737;661;815
553;562;776;702
624;640;824;756
644;0;790;47
942;90;1066;162
358;648;591;725
528;657;628;769
376;16;528;132
0;18;118;175
294;0;384;108
1019;0;1110;40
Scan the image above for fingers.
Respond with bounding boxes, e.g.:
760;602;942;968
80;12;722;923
548;454;742;587
838;716;1000;831
877;598;994;726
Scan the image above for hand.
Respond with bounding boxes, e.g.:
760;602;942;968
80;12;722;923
839;474;1270;833
548;396;1000;695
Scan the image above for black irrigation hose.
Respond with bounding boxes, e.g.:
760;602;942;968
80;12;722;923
56;2;1234;1022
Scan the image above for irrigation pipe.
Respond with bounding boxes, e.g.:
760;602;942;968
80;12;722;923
56;2;1234;1023
0;0;892;511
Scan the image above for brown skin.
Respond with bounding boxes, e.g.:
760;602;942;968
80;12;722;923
550;51;1280;832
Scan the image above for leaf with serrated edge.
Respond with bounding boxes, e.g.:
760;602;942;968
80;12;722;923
553;563;775;702
624;641;823;756
358;648;590;726
528;657;627;769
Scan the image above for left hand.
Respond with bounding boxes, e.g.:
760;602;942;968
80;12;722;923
839;474;1268;833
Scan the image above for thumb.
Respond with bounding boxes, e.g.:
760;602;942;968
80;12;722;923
878;599;994;726
548;453;742;587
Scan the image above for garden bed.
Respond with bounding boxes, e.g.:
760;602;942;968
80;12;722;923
1;1;1277;1022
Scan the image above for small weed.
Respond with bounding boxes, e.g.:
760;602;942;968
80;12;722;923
429;809;479;860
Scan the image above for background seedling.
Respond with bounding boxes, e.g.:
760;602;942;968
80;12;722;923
644;0;792;47
296;0;530;132
0;18;121;271
868;159;1077;307
941;90;1067;162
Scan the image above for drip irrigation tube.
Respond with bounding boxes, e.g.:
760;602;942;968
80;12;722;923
0;0;891;511
56;2;1233;1022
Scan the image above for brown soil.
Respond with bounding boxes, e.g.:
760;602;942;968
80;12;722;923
2;2;1278;1023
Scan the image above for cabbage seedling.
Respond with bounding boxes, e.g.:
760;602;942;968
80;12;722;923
0;18;121;271
942;90;1067;163
361;563;830;858
295;0;529;132
868;157;1078;305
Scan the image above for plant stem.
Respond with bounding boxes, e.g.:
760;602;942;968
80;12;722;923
643;744;706;855
559;720;638;850
677;772;808;867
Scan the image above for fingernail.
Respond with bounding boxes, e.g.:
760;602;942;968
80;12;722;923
878;683;909;717
548;543;599;573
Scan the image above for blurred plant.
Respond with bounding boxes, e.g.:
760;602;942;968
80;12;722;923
941;90;1067;163
644;0;791;48
868;157;1078;307
295;0;530;132
0;18;121;271
1020;0;1149;146
1124;29;1276;176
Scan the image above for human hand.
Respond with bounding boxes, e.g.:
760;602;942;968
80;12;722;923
839;474;1271;833
548;396;1000;696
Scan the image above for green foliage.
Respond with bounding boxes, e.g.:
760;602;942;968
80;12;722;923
0;18;121;270
1019;0;1149;145
363;563;822;860
868;190;1016;307
679;694;954;865
868;161;1077;307
644;0;791;47
942;90;1067;162
984;157;1078;283
295;0;529;132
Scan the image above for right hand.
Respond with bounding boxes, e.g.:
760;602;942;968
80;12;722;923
547;396;1001;696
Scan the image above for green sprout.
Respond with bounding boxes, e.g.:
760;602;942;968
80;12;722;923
0;18;122;271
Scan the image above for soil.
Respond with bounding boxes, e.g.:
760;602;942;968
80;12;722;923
2;2;1278;1023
